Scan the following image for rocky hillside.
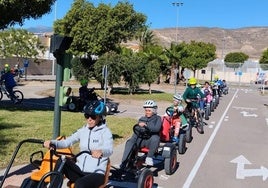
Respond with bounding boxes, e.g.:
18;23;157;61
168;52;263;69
152;27;268;60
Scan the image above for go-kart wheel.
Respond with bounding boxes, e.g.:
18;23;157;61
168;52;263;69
196;111;204;134
178;134;186;154
0;91;3;101
67;102;77;112
164;147;177;175
105;103;112;115
137;168;154;188
204;107;209;120
133;124;151;139
185;124;193;143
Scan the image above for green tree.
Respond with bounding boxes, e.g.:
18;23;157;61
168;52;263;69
224;52;249;69
54;0;147;57
139;45;163;93
181;41;216;77
259;48;268;70
0;0;56;29
0;28;46;65
165;42;186;82
93;52;125;90
122;54;144;95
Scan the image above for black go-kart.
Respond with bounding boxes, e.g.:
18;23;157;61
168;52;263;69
110;124;178;188
66;87;119;115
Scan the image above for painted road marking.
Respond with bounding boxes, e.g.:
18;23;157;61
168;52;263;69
232;106;257;111
230;155;268;181
182;89;239;188
240;111;258;117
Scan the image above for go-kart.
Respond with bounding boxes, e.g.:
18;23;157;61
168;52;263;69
66;87;119;115
1;137;110;188
110;124;178;188
162;106;192;155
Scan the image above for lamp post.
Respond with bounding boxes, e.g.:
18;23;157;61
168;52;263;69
172;2;183;43
172;2;183;94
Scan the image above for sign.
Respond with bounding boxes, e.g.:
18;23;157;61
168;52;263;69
183;69;191;79
23;59;29;67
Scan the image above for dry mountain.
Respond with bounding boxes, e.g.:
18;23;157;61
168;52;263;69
152;27;268;60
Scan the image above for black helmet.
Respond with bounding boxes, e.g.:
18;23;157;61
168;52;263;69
83;100;105;116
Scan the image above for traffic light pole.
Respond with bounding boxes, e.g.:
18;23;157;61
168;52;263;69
53;54;63;139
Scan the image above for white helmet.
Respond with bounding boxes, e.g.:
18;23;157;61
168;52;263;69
173;94;183;101
143;100;157;109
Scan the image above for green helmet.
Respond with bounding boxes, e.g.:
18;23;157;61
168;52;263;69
80;79;88;86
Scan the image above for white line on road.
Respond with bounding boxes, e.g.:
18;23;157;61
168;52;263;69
183;89;239;188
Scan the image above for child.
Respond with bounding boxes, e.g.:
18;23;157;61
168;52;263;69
169;94;189;143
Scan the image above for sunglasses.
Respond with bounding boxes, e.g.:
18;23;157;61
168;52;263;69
84;114;97;120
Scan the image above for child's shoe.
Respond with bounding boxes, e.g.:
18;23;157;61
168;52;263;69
172;136;179;143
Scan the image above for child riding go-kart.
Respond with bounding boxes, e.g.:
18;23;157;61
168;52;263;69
110;123;178;188
67;87;119;115
162;106;192;155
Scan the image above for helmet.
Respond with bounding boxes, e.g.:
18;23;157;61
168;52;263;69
4;64;9;68
80;79;88;86
83;100;105;116
173;93;183;101
143;100;157;109
188;77;197;85
196;83;202;88
214;75;219;80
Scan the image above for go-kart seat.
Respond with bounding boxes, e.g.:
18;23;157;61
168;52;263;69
30;147;73;183
160;115;172;142
67;158;111;188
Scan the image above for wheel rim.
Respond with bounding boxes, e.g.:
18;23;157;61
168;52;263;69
144;175;153;188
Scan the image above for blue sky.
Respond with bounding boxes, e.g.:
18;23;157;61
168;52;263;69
18;0;268;29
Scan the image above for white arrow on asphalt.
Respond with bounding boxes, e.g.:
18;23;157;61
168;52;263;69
230;155;268;181
240;111;258;117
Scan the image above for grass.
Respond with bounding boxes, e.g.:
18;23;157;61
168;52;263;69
0;105;136;169
0;90;173;169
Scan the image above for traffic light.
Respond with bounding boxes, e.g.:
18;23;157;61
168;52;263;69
63;53;73;81
59;86;72;106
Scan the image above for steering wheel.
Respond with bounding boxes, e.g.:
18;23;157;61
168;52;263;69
133;124;151;139
165;106;175;117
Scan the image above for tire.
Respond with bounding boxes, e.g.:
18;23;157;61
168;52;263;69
105;103;112;115
20;177;31;188
207;103;211;116
0;91;3;101
204;107;209;120
185;124;193;143
67;102;77;112
13;90;23;104
137;168;154;188
196;110;204;134
164;147;177;175
178;133;186;154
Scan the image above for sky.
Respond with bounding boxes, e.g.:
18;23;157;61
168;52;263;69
17;0;268;30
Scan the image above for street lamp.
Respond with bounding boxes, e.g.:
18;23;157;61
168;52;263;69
172;2;183;94
172;2;183;43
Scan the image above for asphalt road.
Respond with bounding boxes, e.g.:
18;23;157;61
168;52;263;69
1;79;268;188
106;87;268;188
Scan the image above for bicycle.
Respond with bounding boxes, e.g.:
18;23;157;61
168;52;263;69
185;98;205;134
0;82;24;104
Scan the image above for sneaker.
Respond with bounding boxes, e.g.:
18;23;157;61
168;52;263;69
172;136;179;143
145;157;153;166
181;124;189;130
